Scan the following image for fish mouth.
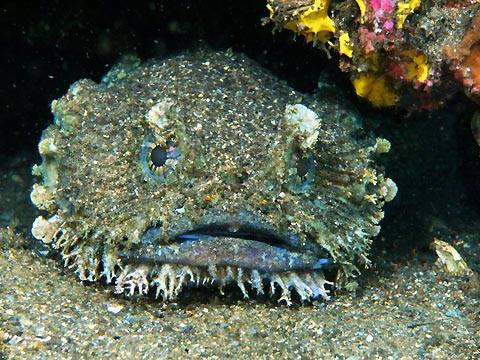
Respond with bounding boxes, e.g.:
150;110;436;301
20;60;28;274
115;221;335;303
120;222;334;273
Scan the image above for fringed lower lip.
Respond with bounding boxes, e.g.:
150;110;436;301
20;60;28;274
114;224;335;304
119;224;333;273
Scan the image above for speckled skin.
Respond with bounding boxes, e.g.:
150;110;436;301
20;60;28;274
31;50;396;303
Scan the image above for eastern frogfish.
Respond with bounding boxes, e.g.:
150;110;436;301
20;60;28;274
31;50;397;304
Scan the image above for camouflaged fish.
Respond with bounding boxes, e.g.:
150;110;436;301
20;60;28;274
30;50;397;304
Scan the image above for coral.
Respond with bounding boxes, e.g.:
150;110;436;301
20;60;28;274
396;0;422;29
339;31;354;58
268;0;335;43
445;11;480;103
31;50;396;303
353;73;398;107
462;43;480;94
370;0;396;29
266;0;480;109
398;49;429;82
355;0;366;21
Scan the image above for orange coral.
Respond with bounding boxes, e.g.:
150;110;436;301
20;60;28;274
445;12;480;102
461;43;480;94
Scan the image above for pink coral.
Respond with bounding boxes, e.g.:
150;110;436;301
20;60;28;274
371;0;396;15
370;0;397;30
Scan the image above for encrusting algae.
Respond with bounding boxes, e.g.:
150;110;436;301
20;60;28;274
31;50;397;304
266;0;480;109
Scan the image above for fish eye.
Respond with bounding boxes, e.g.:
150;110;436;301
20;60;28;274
288;147;315;193
151;145;167;167
141;134;180;182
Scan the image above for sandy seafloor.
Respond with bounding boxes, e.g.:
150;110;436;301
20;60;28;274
0;151;479;359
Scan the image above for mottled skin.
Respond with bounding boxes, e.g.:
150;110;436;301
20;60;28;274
31;50;396;303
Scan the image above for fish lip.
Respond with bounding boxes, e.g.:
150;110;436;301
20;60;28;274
116;223;335;302
174;223;301;252
126;222;334;271
141;221;328;256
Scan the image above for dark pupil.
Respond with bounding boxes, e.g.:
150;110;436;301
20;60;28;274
296;155;310;179
151;146;167;167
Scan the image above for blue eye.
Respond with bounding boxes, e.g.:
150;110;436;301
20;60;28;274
288;147;315;193
141;134;180;182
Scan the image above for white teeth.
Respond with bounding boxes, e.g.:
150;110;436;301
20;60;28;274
114;263;333;304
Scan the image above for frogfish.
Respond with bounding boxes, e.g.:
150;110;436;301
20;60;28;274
30;50;397;304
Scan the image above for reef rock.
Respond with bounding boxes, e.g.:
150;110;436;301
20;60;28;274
31;50;396;304
266;0;480;109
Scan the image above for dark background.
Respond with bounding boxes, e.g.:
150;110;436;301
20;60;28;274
1;0;479;263
1;0;337;156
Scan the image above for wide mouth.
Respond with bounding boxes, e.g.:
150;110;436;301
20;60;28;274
120;222;333;273
176;223;303;251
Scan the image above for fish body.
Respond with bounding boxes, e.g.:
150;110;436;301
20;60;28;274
31;51;396;303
